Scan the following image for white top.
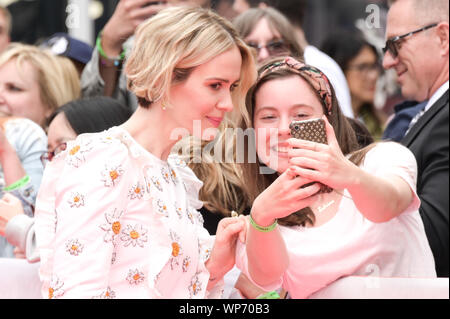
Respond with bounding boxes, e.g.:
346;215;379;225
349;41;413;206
304;45;354;119
236;142;436;299
424;80;449;112
35;127;222;299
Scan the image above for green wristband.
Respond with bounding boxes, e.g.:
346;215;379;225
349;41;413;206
96;31;126;67
249;214;278;233
257;291;281;299
4;175;30;191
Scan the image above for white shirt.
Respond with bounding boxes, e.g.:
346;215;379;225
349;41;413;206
304;45;354;118
424;81;449;112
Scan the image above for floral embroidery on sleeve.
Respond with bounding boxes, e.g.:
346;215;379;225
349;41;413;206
126;269;145;285
169;231;183;270
48;276;65;299
93;287;116;299
186;209;195;224
65;141;92;168
120;224;148;248
182;256;191;273
188;272;202;297
101;164;124;187
65;239;84;256
100;208;124;244
67;192;85;208
174;203;183;219
155;199;169;217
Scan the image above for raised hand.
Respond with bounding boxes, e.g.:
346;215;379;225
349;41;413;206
101;0;170;56
287;115;359;191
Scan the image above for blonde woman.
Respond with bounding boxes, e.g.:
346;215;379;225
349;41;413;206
0;43;80;128
34;6;256;299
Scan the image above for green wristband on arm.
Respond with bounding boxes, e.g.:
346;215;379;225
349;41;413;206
4;175;30;192
249;214;278;233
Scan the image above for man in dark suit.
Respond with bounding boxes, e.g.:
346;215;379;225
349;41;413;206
383;0;449;277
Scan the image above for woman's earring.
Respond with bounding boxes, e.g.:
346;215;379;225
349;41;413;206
162;104;166;111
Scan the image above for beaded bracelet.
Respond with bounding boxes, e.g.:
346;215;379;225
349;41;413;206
3;175;30;192
96;31;126;67
249;214;278;233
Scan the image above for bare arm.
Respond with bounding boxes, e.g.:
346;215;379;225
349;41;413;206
98;0;169;96
289;116;415;223
0;131;26;187
245;170;320;287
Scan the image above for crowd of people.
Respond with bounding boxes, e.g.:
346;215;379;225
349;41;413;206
0;0;448;299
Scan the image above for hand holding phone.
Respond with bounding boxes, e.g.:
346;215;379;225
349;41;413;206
289;118;333;194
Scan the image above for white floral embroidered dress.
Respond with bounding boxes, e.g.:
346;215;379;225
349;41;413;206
34;127;220;299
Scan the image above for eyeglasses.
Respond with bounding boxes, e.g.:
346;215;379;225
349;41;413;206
347;62;382;76
40;142;67;167
382;23;438;58
246;39;290;57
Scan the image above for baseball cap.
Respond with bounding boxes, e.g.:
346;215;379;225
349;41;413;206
40;32;93;65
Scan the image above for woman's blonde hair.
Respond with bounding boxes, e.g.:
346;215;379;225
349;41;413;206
125;5;257;124
0;43;80;126
130;6;258;218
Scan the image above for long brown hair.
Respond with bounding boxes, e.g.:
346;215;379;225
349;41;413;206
238;57;375;227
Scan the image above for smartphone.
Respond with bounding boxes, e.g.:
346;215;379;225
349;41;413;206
289;118;328;145
289;118;333;194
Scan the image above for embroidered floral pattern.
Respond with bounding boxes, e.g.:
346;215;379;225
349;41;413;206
155;199;169;217
128;182;144;200
65;140;92;168
161;167;171;184
101;164;124;187
169;231;183;270
170;168;178;184
48;276;65;299
151;176;163;192
100;208;124;243
126;269;145;285
65;239;84;256
174;203;183;219
186;209;195;224
67;192;85;208
189;273;202;297
93;287;116;299
182;256;191;273
120;224;148;248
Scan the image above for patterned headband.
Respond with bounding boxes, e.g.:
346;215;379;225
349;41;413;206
258;59;334;115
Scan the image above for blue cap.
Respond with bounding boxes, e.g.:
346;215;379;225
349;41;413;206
41;32;93;65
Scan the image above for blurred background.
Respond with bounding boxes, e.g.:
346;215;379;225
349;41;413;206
1;0;389;47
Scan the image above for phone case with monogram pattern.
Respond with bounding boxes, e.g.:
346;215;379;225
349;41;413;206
289;118;333;194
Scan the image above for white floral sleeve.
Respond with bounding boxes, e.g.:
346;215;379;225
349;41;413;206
35;134;132;298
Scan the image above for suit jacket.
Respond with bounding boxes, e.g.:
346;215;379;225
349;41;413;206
402;90;449;277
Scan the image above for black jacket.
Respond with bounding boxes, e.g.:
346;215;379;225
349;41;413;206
402;90;449;277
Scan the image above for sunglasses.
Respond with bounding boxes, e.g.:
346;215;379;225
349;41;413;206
247;39;290;57
40;142;67;167
382;23;438;58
